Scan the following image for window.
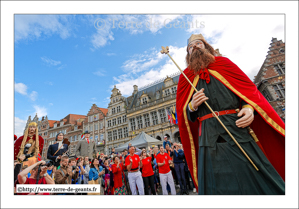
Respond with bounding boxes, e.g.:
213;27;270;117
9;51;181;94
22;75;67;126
60;121;64;126
274;63;285;75
144;113;150;127
74;126;78;131
165;89;171;96
44;132;47;136
117;117;122;124
262;89;271;101
117;106;121;113
142;97;147;104
273;84;285;99
78;134;81;140
122;115;127;123
112;108;116;114
108;120;111;127
112;118;116;126
54;123;57;128
70;136;73;142
151;111;158;125
171;86;177;94
89;116;93;122
94;114;98;121
74;135;77;141
108;131;112;141
118;129;123;139
100;123;103;129
90;125;93;131
124;127;128;137
130;118;136;131
64;129;67;134
113;130;118;140
279;48;285;54
159;109;167;123
137;116;143;129
85;126;88;131
95;124;98;131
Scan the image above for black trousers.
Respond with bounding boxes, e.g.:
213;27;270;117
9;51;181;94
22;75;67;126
142;175;156;195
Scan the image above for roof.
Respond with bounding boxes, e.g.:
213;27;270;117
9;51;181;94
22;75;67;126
48;120;59;128
114;132;162;152
99;108;108;116
126;74;180;110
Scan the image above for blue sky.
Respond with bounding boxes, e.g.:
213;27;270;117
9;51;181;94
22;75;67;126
14;14;284;136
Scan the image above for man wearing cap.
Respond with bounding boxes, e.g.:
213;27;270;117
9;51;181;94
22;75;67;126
14;122;44;166
75;131;97;160
176;34;285;195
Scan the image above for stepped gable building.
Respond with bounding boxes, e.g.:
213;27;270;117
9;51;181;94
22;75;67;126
83;104;108;154
125;72;180;145
44;114;87;157
105;86;129;154
254;37;285;121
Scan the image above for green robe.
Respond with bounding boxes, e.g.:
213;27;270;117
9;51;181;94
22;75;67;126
187;75;285;195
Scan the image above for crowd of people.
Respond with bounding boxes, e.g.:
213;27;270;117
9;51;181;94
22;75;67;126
14;135;197;195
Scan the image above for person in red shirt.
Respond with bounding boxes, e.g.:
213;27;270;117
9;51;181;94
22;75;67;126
140;150;156;195
16;160;54;195
125;146;144;195
112;156;127;195
156;146;176;195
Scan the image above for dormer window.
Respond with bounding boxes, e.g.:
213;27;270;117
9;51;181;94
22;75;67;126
54;123;57;128
171;86;177;94
165;89;170;96
142;97;147;104
60;121;64;126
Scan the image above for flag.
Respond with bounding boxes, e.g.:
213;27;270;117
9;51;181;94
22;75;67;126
81;132;84;139
171;108;177;125
166;109;174;125
175;108;178;124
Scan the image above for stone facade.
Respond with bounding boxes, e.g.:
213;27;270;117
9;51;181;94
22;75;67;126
126;72;180;146
254;37;285;121
82;104;108;154
105;86;129;154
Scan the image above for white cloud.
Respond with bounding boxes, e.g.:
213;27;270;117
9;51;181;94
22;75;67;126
29;91;38;101
88;15;184;50
33;105;47;118
93;70;106;76
15;82;38;101
113;45;186;96
49;103;53;106
15;82;28;95
41;56;61;66
186;15;284;80
14;15;73;42
14;117;27;137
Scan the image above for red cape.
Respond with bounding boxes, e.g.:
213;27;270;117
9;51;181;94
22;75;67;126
176;56;285;191
14;135;44;160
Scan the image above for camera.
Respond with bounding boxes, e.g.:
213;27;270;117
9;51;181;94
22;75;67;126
44;160;53;167
72;165;78;170
21;144;34;162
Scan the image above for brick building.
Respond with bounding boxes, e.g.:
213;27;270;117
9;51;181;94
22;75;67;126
254;37;285;121
83;104;108;154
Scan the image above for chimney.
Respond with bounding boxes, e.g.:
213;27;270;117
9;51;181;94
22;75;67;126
133;85;138;94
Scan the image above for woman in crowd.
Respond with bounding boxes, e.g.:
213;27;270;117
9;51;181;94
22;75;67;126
89;158;105;182
111;156;127;195
100;158;114;195
140;150;156;195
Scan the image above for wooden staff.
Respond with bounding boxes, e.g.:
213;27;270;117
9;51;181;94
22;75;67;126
161;46;258;171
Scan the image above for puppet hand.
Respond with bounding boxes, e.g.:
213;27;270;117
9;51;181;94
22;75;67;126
191;88;209;110
236;107;254;128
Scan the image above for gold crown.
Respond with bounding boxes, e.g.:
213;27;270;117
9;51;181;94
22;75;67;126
28;122;37;127
187;34;205;45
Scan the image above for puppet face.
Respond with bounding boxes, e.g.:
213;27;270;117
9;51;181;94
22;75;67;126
57;133;64;141
84;133;90;138
188;40;205;54
28;126;36;134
